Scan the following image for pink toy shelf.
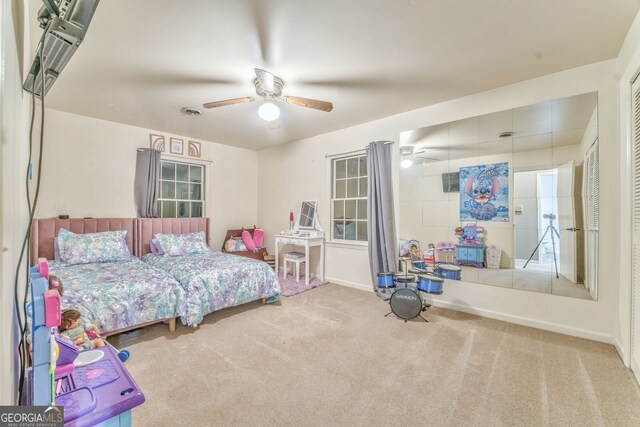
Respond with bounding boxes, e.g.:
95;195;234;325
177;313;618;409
436;241;456;264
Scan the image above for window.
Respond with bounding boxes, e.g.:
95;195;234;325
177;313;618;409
331;154;367;241
157;159;204;218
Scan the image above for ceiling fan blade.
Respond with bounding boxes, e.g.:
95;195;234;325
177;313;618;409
414;157;439;164
254;68;275;93
202;97;256;109
281;95;333;112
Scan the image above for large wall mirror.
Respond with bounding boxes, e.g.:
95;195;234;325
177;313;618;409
399;92;599;300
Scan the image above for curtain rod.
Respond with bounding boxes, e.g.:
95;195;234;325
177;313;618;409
137;148;213;164
325;141;394;158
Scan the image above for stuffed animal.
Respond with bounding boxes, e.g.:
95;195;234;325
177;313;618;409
253;229;264;249
242;230;256;252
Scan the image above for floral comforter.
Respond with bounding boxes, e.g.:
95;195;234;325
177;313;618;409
142;251;281;326
49;258;187;332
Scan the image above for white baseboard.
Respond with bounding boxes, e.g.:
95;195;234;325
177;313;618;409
614;336;629;366
429;298;615;345
329;280;615;345
326;277;372;293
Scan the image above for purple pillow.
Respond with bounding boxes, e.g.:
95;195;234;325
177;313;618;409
155;232;209;256
58;228;131;265
54;237;61;261
150;238;165;256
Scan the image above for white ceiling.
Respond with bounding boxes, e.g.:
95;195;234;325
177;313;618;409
28;0;639;150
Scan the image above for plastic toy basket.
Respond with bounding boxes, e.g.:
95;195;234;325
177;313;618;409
486;245;502;269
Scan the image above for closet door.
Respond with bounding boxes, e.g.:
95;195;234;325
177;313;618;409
584;145;598;299
632;77;640;384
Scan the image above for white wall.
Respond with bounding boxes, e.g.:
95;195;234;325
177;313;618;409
34;110;259;248
258;59;621;345
615;11;640;365
1;0;31;404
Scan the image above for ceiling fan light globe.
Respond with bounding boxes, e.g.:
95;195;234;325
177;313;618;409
400;159;413;168
258;102;280;121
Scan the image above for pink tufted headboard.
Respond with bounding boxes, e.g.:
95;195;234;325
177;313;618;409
31;218;136;265
137;218;210;256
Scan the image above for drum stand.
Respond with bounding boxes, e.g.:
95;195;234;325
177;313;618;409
384;307;429;323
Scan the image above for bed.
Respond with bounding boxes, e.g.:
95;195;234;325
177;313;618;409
31;218;188;335
138;218;281;326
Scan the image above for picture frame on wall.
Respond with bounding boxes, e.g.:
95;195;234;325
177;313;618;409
150;134;165;152
188;141;202;158
170;137;184;155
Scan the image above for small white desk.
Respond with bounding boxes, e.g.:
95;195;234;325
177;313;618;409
274;234;325;285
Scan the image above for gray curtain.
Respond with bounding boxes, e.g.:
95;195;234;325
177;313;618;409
367;141;397;299
134;148;161;218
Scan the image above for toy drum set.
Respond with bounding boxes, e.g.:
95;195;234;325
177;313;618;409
377;257;460;322
377;271;440;323
377;258;452;322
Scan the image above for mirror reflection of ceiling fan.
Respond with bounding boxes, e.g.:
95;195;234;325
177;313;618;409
399;145;438;168
202;68;333;122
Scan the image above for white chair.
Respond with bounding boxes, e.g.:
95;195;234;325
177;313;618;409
283;252;305;281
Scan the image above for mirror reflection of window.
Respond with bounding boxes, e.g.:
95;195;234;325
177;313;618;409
298;201;316;229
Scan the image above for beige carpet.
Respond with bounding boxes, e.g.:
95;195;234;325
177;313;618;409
110;284;640;427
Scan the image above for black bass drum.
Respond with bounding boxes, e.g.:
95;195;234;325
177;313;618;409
389;286;423;320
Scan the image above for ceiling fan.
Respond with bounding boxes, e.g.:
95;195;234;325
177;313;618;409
202;68;333;121
400;145;438;168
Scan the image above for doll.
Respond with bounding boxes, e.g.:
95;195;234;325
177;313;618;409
49;274;64;296
59;309;105;350
409;242;421;261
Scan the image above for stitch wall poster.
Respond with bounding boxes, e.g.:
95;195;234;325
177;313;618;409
459;162;509;222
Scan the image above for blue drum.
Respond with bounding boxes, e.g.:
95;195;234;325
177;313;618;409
417;275;444;293
412;260;427;271
436;264;462;280
395;274;416;287
377;272;396;288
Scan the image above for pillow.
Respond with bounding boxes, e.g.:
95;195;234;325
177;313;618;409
233;237;247;252
224;237;237;252
150;238;165;255
58;228;131;265
56;228;75;260
253;228;264;249
53;237;61;261
241;230;256;252
224;237;248;252
155;232;209;256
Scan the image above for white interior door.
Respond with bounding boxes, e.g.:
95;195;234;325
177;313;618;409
557;161;577;283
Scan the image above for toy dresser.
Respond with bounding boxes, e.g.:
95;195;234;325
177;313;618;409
24;345;144;427
455;244;485;268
